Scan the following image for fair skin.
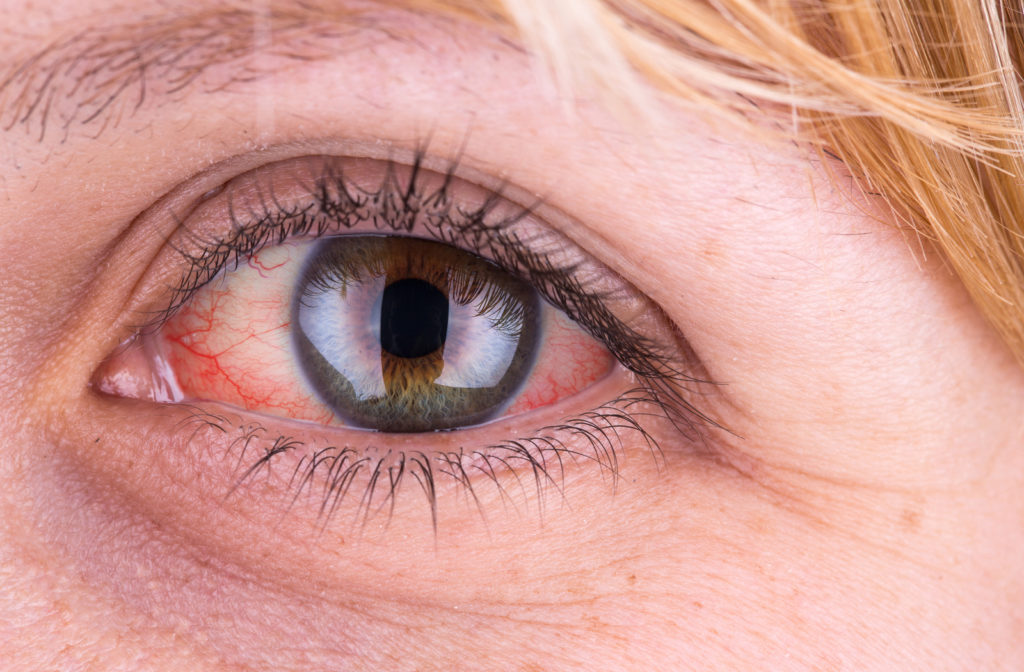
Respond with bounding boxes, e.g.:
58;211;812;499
2;1;1023;670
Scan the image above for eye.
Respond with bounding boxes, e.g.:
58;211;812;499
106;233;614;432
93;152;713;510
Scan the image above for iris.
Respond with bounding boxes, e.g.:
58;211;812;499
293;236;541;432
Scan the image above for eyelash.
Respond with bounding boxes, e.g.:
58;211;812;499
186;395;661;532
147;150;717;527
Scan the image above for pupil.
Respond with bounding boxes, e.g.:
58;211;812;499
379;278;449;358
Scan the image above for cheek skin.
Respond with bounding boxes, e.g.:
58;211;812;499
150;243;615;426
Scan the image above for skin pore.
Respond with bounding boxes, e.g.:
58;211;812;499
2;1;1024;670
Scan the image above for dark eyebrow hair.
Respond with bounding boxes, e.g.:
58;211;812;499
0;5;410;144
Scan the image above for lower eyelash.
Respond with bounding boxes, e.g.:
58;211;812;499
179;388;669;532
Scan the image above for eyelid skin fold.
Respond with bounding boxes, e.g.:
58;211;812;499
93;150;722;529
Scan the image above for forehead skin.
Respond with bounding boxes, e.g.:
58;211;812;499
1;1;1023;670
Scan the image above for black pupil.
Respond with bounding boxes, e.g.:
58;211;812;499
379;278;449;358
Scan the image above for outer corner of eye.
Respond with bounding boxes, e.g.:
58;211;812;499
94;234;619;434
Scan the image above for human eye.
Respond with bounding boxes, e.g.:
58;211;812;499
93;151;715;526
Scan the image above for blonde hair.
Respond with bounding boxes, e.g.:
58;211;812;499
415;0;1024;365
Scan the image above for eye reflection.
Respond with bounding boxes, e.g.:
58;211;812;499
294;236;541;432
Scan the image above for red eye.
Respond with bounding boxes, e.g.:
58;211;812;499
123;235;615;432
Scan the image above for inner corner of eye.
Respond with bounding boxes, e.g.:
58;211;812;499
97;234;617;433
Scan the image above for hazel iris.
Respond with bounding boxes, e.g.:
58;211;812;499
292;236;540;432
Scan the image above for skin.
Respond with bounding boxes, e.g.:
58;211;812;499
2;1;1023;670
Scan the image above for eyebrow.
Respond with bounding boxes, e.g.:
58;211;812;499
0;5;415;144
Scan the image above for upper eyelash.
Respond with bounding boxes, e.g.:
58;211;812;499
154;149;720;443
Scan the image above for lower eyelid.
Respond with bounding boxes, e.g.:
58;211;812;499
88;367;667;528
50;388;694;624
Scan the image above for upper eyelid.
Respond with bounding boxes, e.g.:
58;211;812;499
156;154;561;321
156;152;601;324
102;142;566;339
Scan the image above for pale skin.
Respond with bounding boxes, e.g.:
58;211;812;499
2;1;1023;670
